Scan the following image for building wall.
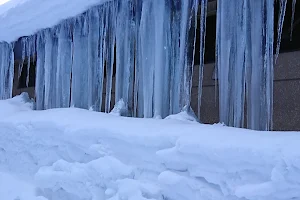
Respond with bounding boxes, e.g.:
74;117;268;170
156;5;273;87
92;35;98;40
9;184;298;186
190;50;300;131
12;61;35;98
12;50;300;131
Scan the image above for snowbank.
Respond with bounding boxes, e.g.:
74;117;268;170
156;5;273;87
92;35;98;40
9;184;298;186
0;0;111;42
1;93;300;200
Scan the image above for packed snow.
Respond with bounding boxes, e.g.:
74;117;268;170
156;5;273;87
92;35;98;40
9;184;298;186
1;93;300;200
0;0;111;42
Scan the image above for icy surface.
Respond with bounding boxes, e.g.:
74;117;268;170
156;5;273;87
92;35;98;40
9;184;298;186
0;0;111;42
1;94;300;200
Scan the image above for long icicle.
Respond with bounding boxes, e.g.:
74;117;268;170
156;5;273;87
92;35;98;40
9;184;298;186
0;42;14;100
275;0;287;63
198;0;207;119
104;2;117;113
35;33;46;110
290;0;297;41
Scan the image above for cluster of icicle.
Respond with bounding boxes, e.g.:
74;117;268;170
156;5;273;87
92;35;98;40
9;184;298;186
0;42;14;100
17;0;202;118
216;0;297;131
0;0;296;130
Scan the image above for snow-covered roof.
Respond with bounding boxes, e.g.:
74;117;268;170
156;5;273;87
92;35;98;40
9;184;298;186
0;0;110;43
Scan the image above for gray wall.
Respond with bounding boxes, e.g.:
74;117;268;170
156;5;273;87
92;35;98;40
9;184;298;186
190;50;300;131
13;50;300;131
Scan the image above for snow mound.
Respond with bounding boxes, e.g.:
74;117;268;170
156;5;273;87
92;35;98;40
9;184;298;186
165;106;199;123
110;99;128;116
0;92;33;118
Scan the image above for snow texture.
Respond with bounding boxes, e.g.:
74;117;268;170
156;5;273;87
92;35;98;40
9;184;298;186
1;94;300;200
0;0;111;43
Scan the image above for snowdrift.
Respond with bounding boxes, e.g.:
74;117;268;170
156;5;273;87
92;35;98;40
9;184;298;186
0;94;300;200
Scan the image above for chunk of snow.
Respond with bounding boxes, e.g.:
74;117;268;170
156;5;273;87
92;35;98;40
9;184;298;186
110;99;128;116
165;106;199;123
35;156;133;199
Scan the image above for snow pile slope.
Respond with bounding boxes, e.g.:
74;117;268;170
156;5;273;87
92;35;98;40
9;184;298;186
1;93;300;200
0;172;46;200
157;128;300;200
0;92;33;118
0;0;111;42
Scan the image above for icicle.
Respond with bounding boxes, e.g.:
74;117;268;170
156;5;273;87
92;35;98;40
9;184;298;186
56;21;72;108
170;1;181;115
26;37;31;87
71;15;89;109
43;29;59;109
153;0;167;118
217;0;248;128
290;0;297;41
35;32;46;110
0;42;14;100
178;0;190;108
246;0;274;130
133;0;143;117
275;0;287;63
139;0;155;118
182;0;197;111
198;0;207;119
87;8;101;111
104;2;117;113
160;0;172;118
98;6;106;112
18;38;26;79
169;0;195;115
115;0;135;116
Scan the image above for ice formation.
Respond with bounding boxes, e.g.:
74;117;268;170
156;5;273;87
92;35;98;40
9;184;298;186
275;0;287;63
0;0;293;130
0;42;14;100
217;0;276;130
17;0;201;118
197;0;207;118
290;0;297;40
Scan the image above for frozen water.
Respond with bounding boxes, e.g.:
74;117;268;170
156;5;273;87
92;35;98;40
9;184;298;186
217;0;275;130
0;42;14;100
275;0;287;63
290;0;297;41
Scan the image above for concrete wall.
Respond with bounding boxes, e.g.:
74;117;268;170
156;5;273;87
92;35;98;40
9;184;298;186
190;50;300;131
12;50;300;131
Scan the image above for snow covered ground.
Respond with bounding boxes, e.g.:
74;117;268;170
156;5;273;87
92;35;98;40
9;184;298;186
0;0;111;42
1;93;300;200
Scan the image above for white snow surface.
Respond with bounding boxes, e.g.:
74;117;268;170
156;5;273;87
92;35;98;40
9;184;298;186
1;94;300;200
0;0;111;43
